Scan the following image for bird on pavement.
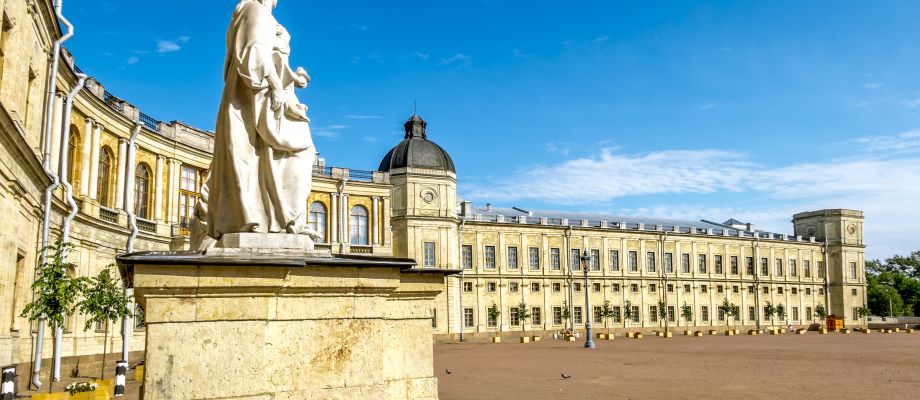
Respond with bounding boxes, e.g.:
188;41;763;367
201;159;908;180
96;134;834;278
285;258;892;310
561;373;572;379
445;369;452;375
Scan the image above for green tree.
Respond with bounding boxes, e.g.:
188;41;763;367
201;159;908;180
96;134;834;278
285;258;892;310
561;300;571;330
856;306;871;319
656;300;667;329
487;302;501;331
776;303;787;325
77;265;132;379
814;304;828;323
599;300;615;334
719;298;739;329
680;302;693;325
513;302;531;335
764;302;776;327
623;300;633;329
867;283;903;317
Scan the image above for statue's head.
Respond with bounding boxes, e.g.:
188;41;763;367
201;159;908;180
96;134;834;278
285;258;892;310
250;0;278;8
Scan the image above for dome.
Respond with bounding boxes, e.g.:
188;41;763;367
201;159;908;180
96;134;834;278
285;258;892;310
378;114;456;173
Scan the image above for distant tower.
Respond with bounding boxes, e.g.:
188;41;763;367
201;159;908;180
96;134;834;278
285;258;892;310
792;209;867;325
378;114;458;268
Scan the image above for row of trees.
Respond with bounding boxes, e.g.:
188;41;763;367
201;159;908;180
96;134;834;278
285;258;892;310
866;250;920;317
21;240;132;386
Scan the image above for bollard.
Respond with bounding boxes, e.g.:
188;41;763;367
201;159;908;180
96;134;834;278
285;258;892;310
114;360;127;397
1;365;14;400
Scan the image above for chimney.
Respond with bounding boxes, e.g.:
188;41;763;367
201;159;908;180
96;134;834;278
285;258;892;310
460;201;472;216
746;223;755;232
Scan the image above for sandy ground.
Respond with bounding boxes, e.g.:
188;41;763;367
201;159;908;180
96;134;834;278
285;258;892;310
435;332;920;400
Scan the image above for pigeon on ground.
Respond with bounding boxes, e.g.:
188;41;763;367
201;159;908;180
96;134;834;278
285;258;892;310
445;369;452;375
561;373;572;379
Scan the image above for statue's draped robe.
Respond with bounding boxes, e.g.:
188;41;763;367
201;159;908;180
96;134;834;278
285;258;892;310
201;1;314;241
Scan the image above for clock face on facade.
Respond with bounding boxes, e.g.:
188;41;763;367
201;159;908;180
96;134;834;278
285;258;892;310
806;226;816;237
847;224;857;235
420;188;437;204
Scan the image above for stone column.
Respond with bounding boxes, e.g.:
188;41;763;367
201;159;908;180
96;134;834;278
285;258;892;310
372;196;379;245
79;118;94;195
115;139;128;209
167;159;181;224
87;123;103;200
330;193;338;245
341;194;349;245
154;156;165;221
49;92;65;174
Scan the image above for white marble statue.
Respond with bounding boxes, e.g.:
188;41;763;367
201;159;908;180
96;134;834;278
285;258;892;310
191;0;316;250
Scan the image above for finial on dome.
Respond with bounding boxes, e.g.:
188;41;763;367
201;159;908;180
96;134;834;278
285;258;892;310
404;113;427;139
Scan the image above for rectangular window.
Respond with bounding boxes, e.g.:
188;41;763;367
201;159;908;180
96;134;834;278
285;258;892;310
850;262;858;279
553;307;563;325
701;306;709;322
649;283;657;293
748;306;756;321
792;307;799;321
775;258;783;276
571;249;581;271
718;307;725;322
819;288;824;295
531;282;540;292
510;307;520;326
790;259;798;277
646;252;656;273
763;287;769;294
805;288;811;295
507;246;519;270
461;245;473;269
667;284;674;293
464;308;474;328
683;284;691;293
777;287;784;294
630;284;639;293
552;282;561;292
593;306;603;324
631;306;640;323
649;305;658;323
529;247;540;270
732;285;739;294
487;306;498;327
667;306;675;322
717;285;724;294
698;254;707;274
574;307;583;325
509;282;519;293
804;260;811;278
485;246;496;269
806;307;812;320
715;255;723;274
592;283;601;292
574;283;582;291
761;258;769;276
550;248;561;270
628;251;638;272
748;286;755;294
818;261;826;277
611;283;621;292
792;288;798;295
852;307;859;321
730;256;739;275
134;303;145;330
610;250;620;272
532;307;542;326
612;306;622;323
746;257;755;275
463;282;473;292
664;252;673;273
423;242;436;268
487;282;496;292
431;309;437;329
681;253;690;273
701;284;708;293
591;249;600;271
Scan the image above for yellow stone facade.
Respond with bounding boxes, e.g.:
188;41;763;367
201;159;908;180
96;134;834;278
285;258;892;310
0;0;868;371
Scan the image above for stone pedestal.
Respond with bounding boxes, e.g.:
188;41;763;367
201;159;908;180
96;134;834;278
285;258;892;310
118;250;456;400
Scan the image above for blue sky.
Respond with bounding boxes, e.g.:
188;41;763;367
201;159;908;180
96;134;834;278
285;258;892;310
65;1;920;259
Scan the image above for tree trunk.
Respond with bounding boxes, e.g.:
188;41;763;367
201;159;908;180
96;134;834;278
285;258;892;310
101;322;108;380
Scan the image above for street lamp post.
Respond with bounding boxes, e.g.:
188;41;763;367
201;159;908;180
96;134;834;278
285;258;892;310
581;250;595;349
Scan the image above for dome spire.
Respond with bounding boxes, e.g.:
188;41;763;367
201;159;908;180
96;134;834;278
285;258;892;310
404;113;427;139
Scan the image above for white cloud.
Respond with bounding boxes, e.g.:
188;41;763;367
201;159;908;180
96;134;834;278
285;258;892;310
592;35;610;43
346;114;383;120
327;124;350;130
313;130;340;139
126;56;140;65
346;24;368;31
863;82;883;89
905;97;920;109
157;39;182;53
851;130;920;152
462;136;920;258
439;53;472;66
512;48;530;58
696;102;717;111
413;52;430;60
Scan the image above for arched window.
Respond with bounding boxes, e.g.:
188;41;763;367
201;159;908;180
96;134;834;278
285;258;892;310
97;147;113;207
349;205;368;245
67;128;80;184
309;202;327;243
134;163;151;219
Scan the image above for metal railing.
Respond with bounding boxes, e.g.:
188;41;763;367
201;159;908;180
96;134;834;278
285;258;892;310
99;207;118;224
348;169;375;182
350;245;372;254
139;112;159;131
137;218;156;234
314;243;332;251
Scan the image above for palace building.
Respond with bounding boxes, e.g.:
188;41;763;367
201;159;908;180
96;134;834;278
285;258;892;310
0;0;866;370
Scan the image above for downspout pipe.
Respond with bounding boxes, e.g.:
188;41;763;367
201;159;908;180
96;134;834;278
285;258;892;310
565;226;573;331
51;71;86;384
121;123;142;365
33;0;75;390
458;219;465;342
754;235;761;331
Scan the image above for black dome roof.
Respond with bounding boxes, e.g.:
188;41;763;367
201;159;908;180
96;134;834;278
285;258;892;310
378;114;455;173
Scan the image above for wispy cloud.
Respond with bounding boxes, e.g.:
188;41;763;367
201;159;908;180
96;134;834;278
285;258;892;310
346;23;368;31
905;97;920;109
592;35;610;43
696;102;717;111
413;52;430;60
346;114;383;120
863;82;884;89
462;133;920;258
439;53;472;66
126;56;140;65
512;48;530;58
156;37;188;53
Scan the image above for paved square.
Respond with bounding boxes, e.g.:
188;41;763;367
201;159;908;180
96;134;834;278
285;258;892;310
435;332;920;400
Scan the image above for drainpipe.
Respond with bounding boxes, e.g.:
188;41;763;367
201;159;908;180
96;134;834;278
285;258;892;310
338;178;348;252
458;219;465;342
754;235;761;331
33;0;76;389
823;224;830;325
51;71;86;384
121;123;142;365
660;231;668;334
565;226;573;331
